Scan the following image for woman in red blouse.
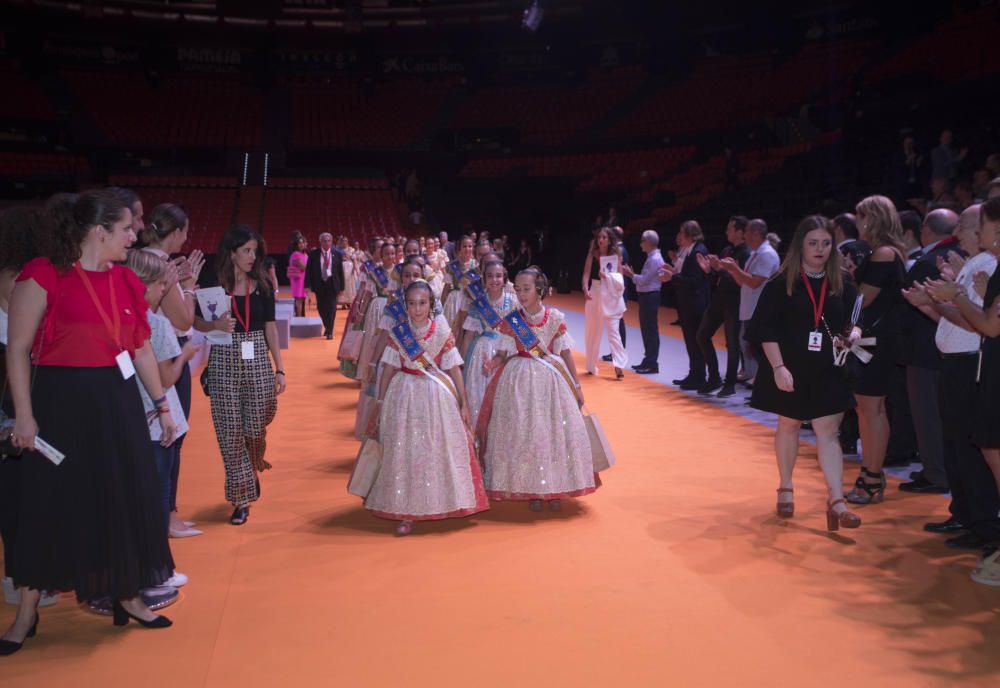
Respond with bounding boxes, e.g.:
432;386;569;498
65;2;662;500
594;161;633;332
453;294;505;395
1;190;179;656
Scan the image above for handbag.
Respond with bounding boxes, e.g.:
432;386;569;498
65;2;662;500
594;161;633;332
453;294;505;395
341;329;364;361
200;366;210;397
347;438;383;498
584;411;615;472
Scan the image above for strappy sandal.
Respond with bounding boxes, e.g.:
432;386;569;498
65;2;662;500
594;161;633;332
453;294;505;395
844;468;885;505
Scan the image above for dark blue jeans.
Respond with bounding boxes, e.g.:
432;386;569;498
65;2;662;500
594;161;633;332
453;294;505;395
637;291;661;368
152;441;178;527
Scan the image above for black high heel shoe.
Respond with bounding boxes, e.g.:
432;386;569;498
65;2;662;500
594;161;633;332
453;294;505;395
112;601;172;629
845;468;886;505
0;617;38;656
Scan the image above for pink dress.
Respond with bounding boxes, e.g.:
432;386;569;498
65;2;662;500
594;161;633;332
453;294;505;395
477;306;599;501
364;315;489;521
287;251;308;299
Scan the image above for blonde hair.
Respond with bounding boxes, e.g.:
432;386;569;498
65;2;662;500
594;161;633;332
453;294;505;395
125;249;168;286
855;195;905;252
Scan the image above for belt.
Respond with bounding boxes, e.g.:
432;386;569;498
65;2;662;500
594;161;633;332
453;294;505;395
517;352;534;358
400;366;423;375
940;351;979;359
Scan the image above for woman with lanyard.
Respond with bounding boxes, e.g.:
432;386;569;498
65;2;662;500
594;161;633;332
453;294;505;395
195;225;285;527
138;203;205;538
2;190;178;655
746;215;863;531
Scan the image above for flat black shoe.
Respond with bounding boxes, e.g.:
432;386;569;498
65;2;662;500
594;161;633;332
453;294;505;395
325;334;334;340
112;601;172;629
945;531;990;550
717;384;737;398
679;379;704;391
230;506;250;526
899;477;949;494
601;354;613;362
924;517;966;534
634;367;659;375
0;617;37;656
672;376;694;386
697;378;723;395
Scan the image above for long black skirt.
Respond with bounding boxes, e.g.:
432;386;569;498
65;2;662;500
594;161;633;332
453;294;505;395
10;366;174;601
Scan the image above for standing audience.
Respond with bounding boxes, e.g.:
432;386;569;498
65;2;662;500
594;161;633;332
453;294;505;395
659;221;710;389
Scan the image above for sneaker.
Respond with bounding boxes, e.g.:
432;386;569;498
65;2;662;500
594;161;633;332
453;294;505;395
163;571;189;588
697;377;723;395
971;550;1000;587
717;384;737;398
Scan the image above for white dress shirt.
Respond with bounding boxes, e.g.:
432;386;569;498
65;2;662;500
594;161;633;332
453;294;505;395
935;251;998;354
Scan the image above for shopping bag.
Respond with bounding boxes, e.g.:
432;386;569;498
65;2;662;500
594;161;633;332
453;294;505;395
347;439;382;497
341;329;364;361
585;412;616;472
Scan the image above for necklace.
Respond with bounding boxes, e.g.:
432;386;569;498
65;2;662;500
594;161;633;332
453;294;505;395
803;269;825;279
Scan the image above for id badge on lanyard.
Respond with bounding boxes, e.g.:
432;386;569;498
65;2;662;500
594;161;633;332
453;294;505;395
801;269;827;354
75;263;133;379
232;281;253;359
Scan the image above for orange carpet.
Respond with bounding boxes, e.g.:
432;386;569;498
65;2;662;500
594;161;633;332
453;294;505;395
2;294;999;687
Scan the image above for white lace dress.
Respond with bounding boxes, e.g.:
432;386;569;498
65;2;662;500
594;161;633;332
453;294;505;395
364;315;489;521
461;290;516;430
478;306;599;500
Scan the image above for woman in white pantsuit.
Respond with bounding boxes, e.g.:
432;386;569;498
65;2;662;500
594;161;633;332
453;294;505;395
583;227;628;379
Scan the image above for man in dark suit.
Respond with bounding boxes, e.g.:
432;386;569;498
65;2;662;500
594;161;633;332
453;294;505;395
306;232;344;340
833;213;871;273
660;221;711;390
899;208;961;493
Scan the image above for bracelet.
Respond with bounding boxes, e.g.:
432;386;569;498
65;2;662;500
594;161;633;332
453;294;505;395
275;370;285;376
152;395;167;406
182;289;196;297
774;364;786;370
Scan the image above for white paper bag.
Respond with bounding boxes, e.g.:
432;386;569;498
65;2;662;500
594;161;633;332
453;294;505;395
585;412;616;472
347;439;383;497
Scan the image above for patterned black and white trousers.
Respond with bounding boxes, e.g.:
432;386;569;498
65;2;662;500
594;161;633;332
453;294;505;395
207;330;277;507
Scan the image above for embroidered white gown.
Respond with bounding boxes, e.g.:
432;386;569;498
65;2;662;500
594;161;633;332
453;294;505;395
364;315;489;521
478;307;598;500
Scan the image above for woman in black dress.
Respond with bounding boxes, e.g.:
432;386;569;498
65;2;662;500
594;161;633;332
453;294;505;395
927;198;1000;536
2;190;177;656
845;196;907;505
748;216;863;531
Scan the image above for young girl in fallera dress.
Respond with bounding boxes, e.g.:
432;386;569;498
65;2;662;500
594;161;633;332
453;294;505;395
364;281;488;536
441;235;476;331
478;268;598;512
354;257;425;439
355;243;399;384
458;259;516;430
